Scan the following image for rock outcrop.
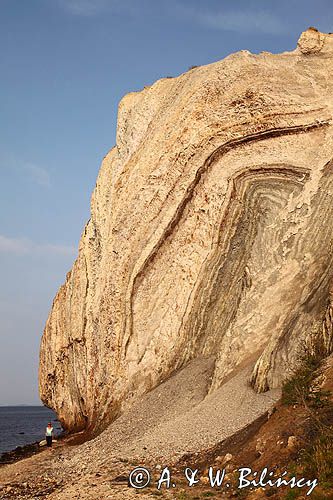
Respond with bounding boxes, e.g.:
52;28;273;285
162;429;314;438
39;28;333;433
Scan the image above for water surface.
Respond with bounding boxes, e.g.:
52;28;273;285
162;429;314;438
0;406;62;455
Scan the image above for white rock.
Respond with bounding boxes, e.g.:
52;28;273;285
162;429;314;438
39;29;333;435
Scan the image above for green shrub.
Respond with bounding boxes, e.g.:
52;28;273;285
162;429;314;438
281;336;333;487
301;428;333;483
282;339;328;408
284;490;300;499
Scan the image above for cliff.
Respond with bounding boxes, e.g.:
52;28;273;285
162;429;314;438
39;28;333;433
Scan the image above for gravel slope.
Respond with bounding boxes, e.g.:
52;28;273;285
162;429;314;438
74;357;280;467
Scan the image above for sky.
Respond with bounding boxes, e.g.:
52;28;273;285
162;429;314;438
0;0;332;406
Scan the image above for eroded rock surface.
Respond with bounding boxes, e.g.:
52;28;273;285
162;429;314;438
39;28;333;433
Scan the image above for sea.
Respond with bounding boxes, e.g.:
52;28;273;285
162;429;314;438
0;406;62;455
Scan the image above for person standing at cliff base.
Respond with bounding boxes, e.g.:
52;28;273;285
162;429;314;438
45;422;54;447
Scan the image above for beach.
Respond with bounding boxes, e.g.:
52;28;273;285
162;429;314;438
0;406;62;457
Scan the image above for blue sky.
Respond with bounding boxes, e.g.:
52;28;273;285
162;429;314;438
0;0;332;405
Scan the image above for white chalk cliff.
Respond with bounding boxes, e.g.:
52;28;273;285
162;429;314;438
39;28;333;433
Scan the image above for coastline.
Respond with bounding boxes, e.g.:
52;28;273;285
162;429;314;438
0;442;42;467
0;431;67;467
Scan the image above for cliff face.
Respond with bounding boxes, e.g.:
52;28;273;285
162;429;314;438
39;29;333;433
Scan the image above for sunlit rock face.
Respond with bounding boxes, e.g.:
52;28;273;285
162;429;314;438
39;29;333;433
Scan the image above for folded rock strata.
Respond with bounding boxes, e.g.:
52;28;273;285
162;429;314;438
39;28;333;433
